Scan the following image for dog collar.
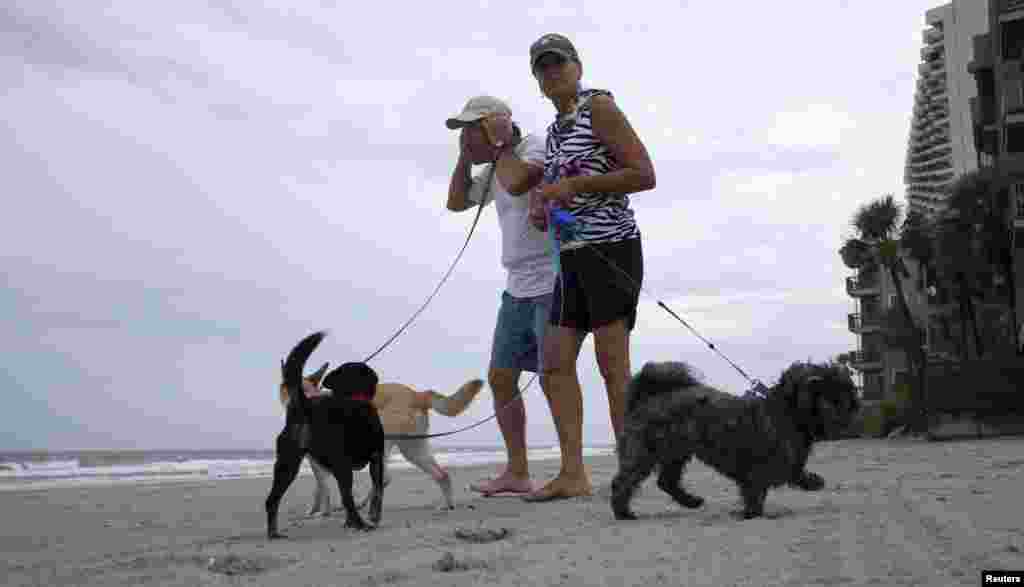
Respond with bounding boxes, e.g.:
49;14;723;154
349;393;373;402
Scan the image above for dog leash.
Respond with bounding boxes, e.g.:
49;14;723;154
380;201;577;438
370;145;549;440
541;208;766;394
383;204;576;441
581;240;766;390
363;152;501;364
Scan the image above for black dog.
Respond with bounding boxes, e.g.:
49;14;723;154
611;360;859;521
266;331;385;539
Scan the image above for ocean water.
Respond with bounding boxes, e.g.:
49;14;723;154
0;445;616;492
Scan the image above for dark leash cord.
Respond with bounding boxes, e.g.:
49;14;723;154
351;147;545;440
579;241;768;396
380;373;538;440
362;155;498;364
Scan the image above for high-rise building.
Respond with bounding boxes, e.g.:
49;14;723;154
906;2;990;219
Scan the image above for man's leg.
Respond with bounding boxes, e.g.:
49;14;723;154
470;292;533;495
467;367;533;495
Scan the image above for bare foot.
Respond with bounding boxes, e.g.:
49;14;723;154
522;474;592;502
470;472;534;496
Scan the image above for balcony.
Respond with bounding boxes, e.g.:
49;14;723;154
846;275;880;297
923;28;943;44
999;153;1024;176
969;34;994;75
848;312;883;334
849;350;883;372
1005;79;1024;116
972;96;997;128
921;46;942;62
1001;0;1024;13
1015;183;1024;228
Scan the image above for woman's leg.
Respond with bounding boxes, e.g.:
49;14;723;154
524;324;590;501
593;318;631;444
586;238;642;446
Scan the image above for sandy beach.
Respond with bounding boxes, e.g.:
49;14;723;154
4;437;1024;586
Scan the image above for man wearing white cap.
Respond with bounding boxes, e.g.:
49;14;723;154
445;95;552;496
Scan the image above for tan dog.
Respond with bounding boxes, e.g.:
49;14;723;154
280;362;483;512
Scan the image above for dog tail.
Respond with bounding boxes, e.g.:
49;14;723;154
283;331;327;414
429;379;485;417
626;361;702;412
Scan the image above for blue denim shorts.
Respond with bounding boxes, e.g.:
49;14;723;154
489;291;552;374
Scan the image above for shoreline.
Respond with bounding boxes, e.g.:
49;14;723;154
5;438;1024;586
0;445;616;493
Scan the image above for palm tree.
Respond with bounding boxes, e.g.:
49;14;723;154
937;170;1016;357
840;194;929;433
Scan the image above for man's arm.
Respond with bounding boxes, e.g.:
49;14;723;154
447;150;475;212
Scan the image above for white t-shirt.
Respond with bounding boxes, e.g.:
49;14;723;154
467;133;554;298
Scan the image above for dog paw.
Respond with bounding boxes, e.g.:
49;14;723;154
612;509;638;521
730;509;763;520
791;471;826;491
344;518;371;531
678;494;705;509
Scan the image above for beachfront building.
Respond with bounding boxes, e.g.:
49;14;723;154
906;1;989;219
847;255;929;401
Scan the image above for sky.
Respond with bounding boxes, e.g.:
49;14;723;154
1;0;945;451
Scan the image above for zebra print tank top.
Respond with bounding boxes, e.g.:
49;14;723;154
544;87;641;249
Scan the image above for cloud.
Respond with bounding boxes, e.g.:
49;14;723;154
763;104;859;149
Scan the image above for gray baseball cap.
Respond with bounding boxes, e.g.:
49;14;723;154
530;33;580;69
444;95;512;129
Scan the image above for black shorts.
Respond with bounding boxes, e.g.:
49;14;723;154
549;237;643;332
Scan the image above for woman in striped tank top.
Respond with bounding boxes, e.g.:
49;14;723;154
523;34;657;502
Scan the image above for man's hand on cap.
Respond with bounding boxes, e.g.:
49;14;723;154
481;114;513;150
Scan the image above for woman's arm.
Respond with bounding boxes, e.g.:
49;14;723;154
568;95;655;195
539;95;656;205
494;146;544;196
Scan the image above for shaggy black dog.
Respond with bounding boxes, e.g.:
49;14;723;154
266;331;385;539
610;361;859;521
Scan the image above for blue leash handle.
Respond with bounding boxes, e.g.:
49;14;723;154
545;204;578;274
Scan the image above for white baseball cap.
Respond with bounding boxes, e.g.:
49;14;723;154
445;95;512;129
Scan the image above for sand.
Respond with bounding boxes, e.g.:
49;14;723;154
4;437;1024;586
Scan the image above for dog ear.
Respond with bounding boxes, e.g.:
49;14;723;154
280;359;286;377
309;362;330;386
